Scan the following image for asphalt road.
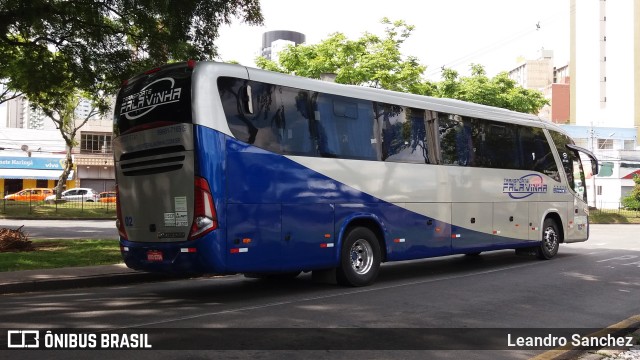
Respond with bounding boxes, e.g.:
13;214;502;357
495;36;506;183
1;219;118;239
1;224;639;359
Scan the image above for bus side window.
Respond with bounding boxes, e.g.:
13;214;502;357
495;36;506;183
438;113;474;166
533;128;560;181
314;93;377;160
379;104;432;164
277;88;314;156
219;77;258;145
482;122;519;169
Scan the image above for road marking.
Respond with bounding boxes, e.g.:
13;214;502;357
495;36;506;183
597;255;637;263
530;314;640;360
110;261;544;329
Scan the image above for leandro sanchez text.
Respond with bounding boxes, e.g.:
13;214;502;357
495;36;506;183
507;333;634;348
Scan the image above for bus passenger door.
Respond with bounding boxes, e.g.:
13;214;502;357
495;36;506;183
567;197;589;241
281;203;335;270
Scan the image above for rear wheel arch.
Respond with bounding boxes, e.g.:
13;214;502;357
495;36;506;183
339;216;387;263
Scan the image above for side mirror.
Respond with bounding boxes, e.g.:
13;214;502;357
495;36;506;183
566;143;598;175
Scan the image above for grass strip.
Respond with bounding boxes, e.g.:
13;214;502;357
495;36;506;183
0;239;122;272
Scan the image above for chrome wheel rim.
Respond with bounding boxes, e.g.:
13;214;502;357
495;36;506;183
350;239;373;275
543;226;558;253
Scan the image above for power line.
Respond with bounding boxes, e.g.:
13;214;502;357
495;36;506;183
426;10;570;78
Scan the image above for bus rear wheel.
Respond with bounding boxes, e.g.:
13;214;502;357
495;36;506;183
336;227;381;287
537;218;560;260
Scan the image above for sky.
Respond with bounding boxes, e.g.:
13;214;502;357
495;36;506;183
215;0;570;80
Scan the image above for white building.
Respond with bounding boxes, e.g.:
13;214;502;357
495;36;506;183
568;0;640;208
570;0;640;133
0;96;116;194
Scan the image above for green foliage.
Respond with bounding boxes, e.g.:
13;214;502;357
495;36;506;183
2;0;263;192
256;18;435;95
434;64;549;113
621;174;640;210
0;0;263;105
257;18;548;114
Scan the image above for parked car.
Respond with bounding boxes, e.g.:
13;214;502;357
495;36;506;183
45;188;99;203
4;188;54;202
98;191;116;203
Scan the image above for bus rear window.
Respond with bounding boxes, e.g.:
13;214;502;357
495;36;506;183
114;63;193;135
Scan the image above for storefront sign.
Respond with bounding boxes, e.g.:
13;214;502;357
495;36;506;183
0;157;66;170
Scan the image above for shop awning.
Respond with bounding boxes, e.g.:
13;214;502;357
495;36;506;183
0;169;74;180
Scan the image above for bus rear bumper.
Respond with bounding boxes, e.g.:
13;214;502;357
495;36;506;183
119;234;227;275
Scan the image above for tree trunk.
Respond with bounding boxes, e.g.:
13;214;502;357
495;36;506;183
55;146;74;199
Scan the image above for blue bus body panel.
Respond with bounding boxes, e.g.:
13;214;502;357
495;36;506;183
121;232;225;274
121;128;541;275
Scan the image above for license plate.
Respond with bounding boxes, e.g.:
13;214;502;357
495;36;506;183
147;250;163;262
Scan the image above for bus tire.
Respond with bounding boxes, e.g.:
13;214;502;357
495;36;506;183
537;218;560;260
336;227;381;287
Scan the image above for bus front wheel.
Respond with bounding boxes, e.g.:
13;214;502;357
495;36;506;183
537;218;560;260
336;227;381;287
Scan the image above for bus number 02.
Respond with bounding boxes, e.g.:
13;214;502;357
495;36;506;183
124;216;134;227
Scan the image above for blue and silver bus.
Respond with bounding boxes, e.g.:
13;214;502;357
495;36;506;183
113;61;598;286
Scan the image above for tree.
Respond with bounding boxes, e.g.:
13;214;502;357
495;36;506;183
39;91;105;198
256;18;435;95
621;174;640;210
435;64;549;113
256;18;548;115
1;0;263;105
1;0;263;193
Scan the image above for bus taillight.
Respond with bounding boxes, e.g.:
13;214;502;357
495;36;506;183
188;176;218;240
115;185;128;240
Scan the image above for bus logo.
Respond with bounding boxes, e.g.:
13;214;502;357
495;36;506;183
503;174;548;199
120;77;182;120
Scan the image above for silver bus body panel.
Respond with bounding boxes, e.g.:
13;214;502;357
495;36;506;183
191;62;249;135
113;124;195;242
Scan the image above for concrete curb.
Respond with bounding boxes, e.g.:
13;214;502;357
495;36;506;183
0;273;169;295
0;264;191;295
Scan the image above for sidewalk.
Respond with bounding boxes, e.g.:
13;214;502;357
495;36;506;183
0;263;176;294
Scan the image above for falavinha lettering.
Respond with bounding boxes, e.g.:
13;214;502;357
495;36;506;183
120;77;182;120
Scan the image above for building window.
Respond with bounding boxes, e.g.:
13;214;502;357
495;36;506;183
81;133;113;154
597;186;603;196
624;140;635;150
597;138;613;149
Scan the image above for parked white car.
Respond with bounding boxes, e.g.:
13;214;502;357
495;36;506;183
45;188;100;203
